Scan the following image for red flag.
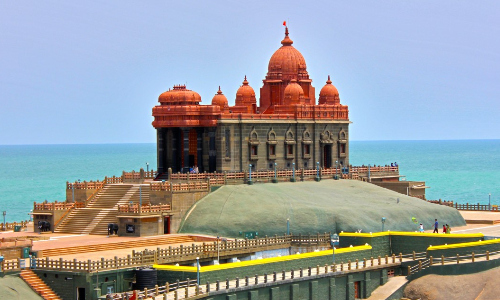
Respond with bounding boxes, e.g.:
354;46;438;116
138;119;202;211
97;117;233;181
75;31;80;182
283;21;286;26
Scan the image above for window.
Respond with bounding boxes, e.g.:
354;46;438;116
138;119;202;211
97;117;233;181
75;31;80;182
340;143;346;154
287;144;293;155
251;146;258;156
270;145;275;155
304;144;310;155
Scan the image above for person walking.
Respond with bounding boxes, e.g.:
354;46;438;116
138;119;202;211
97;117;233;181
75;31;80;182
419;223;424;233
432;219;439;233
443;224;447;233
446;224;451;234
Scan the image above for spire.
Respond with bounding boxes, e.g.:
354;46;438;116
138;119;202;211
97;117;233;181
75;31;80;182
217;86;223;94
281;27;293;46
326;75;332;84
243;75;249;85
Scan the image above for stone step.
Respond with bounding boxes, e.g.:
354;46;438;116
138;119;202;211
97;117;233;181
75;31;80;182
20;269;62;300
40;236;195;257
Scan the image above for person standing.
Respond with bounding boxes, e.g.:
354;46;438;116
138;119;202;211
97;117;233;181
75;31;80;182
443;224;447;233
433;219;439;233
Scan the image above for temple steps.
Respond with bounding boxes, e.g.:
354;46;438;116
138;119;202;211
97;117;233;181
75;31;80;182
20;269;62;300
39;235;195;258
54;184;151;235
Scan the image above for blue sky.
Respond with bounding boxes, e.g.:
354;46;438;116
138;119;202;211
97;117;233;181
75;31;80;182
1;1;498;144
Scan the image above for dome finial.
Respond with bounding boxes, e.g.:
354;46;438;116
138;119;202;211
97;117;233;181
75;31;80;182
243;75;249;85
217;86;222;94
281;27;293;46
327;75;332;84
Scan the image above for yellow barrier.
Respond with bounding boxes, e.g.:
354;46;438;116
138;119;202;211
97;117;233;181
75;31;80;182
153;245;372;273
339;231;484;238
428;238;500;251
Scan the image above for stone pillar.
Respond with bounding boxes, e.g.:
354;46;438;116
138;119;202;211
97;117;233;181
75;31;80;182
183;128;190;169
197;128;203;173
157;128;165;174
309;281;318;300
347;275;354;300
291;284;300;300
364;271;372;298
329;277;336;299
208;128;216;172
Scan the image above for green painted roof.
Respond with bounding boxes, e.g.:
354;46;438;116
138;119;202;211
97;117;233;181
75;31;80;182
178;180;466;238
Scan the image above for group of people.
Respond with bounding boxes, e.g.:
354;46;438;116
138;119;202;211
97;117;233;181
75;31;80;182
419;219;450;233
189;166;199;174
390;162;398;167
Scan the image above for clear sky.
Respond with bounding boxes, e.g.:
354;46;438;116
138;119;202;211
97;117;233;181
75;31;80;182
1;1;498;144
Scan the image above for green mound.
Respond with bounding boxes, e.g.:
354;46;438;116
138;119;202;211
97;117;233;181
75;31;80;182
178;180;465;238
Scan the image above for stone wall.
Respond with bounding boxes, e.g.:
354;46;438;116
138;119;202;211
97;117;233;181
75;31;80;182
217;120;349;172
65;188;97;203
171;190;209;234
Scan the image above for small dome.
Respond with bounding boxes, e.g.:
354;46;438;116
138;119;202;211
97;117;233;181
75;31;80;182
284;79;305;105
318;76;340;105
235;76;256;107
267;27;308;78
211;86;228;111
158;85;201;105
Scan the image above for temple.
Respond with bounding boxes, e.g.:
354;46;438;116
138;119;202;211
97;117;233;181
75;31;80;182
152;27;350;176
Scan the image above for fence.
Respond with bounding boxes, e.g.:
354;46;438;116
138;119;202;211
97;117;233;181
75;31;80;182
118;204;172;214
150;181;210;192
407;249;500;276
117;254;401;300
427;200;499;212
0;220;29;231
6;234;330;273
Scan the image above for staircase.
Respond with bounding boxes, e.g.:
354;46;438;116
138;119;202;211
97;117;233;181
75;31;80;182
20;269;62;300
54;184;151;235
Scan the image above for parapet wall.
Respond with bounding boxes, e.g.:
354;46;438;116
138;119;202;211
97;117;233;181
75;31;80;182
154;245;373;283
339;232;484;255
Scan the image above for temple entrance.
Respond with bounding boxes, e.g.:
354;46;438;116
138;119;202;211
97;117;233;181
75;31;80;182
188;129;197;168
164;216;170;234
323;145;332;168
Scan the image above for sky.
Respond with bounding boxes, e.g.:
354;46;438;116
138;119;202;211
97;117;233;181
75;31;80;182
1;1;499;144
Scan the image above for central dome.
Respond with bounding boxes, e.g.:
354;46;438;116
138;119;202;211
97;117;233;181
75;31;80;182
267;27;307;78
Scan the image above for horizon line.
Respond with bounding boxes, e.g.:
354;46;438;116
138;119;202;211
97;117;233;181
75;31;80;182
1;138;499;146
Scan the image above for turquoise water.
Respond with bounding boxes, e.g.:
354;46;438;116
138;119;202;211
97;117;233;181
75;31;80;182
0;140;498;222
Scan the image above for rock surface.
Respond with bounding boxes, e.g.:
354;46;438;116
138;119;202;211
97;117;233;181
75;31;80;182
179;180;465;237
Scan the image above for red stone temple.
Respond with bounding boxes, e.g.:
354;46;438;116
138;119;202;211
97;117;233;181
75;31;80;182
152;27;350;176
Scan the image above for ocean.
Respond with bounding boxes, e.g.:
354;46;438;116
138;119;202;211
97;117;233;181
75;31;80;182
0;140;498;223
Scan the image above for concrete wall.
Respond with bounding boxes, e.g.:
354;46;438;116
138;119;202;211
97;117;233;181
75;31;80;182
371;181;426;199
200;269;387;300
156;248;374;284
118;216;163;237
33;269;135;300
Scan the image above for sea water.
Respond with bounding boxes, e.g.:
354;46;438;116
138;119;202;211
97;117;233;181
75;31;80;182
0;140;498;222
